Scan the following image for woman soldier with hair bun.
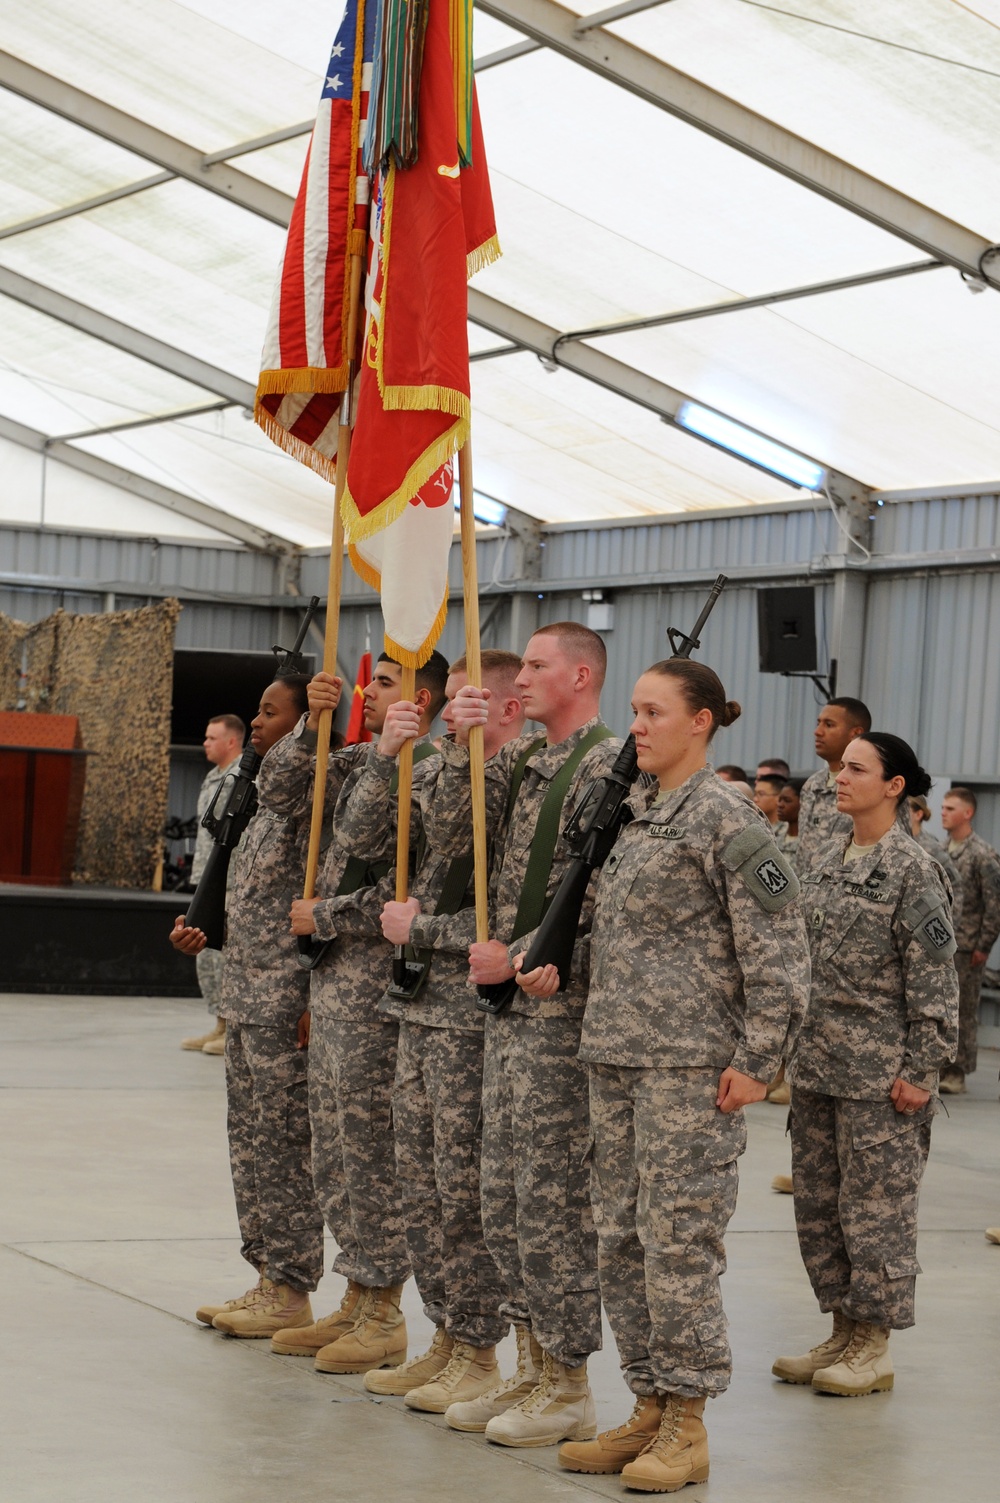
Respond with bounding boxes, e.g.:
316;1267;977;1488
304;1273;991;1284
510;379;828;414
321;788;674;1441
774;733;959;1398
517;659;809;1492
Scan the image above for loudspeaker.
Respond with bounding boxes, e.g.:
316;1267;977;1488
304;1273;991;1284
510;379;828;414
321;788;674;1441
757;587;817;673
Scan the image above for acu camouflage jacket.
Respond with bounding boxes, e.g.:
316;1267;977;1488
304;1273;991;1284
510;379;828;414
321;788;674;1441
791;820;959;1097
579;766;808;1081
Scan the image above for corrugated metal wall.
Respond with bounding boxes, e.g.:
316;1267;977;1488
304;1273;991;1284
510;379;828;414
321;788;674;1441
3;490;999;793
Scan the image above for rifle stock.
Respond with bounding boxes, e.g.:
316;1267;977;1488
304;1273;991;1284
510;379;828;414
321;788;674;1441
184;843;232;950
477;575;728;1014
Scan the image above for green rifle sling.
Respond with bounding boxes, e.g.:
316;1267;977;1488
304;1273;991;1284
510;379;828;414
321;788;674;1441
335;741;439;897
508;723;615;945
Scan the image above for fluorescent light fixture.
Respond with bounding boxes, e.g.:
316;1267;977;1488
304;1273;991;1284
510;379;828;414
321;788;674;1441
674;402;825;491
454;491;508;527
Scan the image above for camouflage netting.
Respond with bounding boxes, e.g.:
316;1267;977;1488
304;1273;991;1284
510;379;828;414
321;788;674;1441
0;612;29;708
0;600;182;887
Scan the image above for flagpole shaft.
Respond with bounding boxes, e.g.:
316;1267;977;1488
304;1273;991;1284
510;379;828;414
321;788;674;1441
458;441;489;944
394;666;416;902
302;249;365;903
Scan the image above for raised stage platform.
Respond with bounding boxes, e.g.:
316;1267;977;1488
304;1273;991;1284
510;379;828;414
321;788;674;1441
1;884;201;996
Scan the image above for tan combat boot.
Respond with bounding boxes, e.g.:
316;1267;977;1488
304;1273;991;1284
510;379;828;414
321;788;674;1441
314;1284;407;1374
811;1321;893;1396
181;1018;225;1052
196;1274;270;1327
445;1322;544;1432
212;1281;312;1338
771;1174;794;1195
202;1019;227;1055
620;1394;709;1492
364;1327;453;1395
271;1279;365;1356
484;1351;597;1448
772;1310;855;1384
404;1341;500;1413
559;1394;665;1473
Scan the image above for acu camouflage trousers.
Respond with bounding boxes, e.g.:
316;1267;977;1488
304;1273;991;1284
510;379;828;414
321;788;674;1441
951;952;983;1075
225;1021;324;1291
308;1008;411;1289
481;1012;601;1366
791;1085;932;1329
196;946;224;1017
588;1064;745;1399
393;1022;506;1347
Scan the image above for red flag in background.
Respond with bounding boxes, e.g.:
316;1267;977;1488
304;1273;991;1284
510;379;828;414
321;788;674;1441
342;0;499;668
345;651;373;744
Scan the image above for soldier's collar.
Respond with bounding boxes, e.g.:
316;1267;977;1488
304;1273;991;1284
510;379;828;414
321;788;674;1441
637;764;714;824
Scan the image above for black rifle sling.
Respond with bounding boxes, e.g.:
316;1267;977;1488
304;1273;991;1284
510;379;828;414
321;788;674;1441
333;742;439;897
509;723;615;945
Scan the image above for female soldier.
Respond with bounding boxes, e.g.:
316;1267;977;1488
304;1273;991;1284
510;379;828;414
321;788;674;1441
774;734;959;1397
517;659;808;1492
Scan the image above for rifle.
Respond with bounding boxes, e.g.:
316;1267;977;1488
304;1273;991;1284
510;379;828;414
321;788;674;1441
184;598;321;950
477;574;728;1014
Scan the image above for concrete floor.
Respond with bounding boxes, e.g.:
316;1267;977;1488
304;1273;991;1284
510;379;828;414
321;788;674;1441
1;994;997;1503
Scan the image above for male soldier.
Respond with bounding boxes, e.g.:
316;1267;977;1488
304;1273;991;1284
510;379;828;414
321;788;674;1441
715;764;748;784
753;772;786;833
907;796;961;909
262;652;449;1371
938;787;1000;1093
181;713;244;1054
328;651;525;1413
757;756;791;782
797;698;872;872
425;622;624;1448
169;677;326;1333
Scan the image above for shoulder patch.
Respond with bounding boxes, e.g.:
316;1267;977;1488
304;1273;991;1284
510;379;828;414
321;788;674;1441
721;826;801;913
903;887;957;962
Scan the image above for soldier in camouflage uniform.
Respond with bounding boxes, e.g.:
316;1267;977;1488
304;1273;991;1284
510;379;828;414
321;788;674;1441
432;623;633;1448
907;796;961;911
169;677;325;1336
521;658;808;1492
938;787;1000;1092
182;713;243;1053
776;733;959;1398
261;653;449;1374
797;697;872;872
328;652;525;1413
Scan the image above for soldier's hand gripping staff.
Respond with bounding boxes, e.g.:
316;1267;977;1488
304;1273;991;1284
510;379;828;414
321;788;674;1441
774;733;959;1398
478;576;727;1013
520;657;808;1492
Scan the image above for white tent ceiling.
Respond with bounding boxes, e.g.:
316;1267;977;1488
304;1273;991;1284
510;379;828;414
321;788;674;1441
0;0;998;550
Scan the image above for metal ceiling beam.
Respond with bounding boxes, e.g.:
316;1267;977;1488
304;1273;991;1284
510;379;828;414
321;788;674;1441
0;266;256;407
0;413;294;554
474;39;543;69
467;286;869;505
0;50;293;226
49;400;236;445
551;258;943;348
0;173;172;242
573;0;674;35
474;0;999;286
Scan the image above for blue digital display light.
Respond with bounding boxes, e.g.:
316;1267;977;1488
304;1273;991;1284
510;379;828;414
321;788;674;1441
675;402;825;491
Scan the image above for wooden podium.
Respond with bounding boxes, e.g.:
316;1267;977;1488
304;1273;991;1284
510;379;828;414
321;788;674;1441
0;712;89;886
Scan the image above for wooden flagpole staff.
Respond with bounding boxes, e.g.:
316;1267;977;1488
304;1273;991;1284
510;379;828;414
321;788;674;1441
458;440;490;943
393;444;487;944
301;249;366;924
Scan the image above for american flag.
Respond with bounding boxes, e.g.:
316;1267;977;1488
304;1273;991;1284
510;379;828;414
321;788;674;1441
255;0;375;479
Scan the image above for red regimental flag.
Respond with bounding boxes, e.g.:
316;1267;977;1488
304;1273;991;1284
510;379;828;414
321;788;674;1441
342;0;499;668
254;0;373;476
345;651;373;744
